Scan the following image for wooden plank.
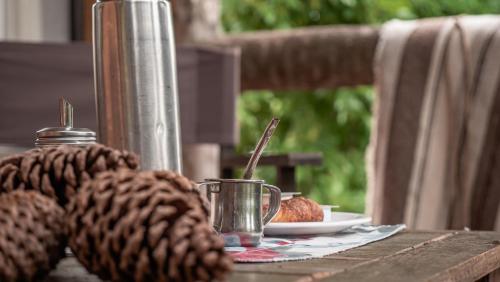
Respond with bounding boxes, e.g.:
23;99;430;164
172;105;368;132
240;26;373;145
327;231;449;259
233;232;449;276
48;257;307;282
427;240;500;282
321;232;500;282
228;272;306;282
47;231;500;282
234;258;367;275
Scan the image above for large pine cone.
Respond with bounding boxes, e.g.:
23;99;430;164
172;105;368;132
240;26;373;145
0;144;139;206
0;191;66;282
67;170;233;282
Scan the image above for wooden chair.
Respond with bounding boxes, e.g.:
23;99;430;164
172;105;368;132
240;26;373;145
366;16;500;231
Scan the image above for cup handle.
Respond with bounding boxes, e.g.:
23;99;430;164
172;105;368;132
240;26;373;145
262;184;281;225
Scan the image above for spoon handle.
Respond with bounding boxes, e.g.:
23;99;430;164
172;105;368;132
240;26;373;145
242;118;280;179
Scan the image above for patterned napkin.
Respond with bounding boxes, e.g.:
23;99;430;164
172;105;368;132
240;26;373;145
225;224;406;263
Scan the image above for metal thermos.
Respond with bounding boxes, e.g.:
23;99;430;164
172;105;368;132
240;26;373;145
93;0;182;172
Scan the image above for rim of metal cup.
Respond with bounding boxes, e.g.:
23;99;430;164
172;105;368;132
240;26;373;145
205;178;265;184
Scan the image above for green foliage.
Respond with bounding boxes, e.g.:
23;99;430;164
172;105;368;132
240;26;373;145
221;0;499;212
237;88;372;211
375;0;416;20
410;0;500;17
222;0;376;31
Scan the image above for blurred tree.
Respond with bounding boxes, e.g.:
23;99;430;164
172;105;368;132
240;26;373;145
410;0;500;17
222;0;375;31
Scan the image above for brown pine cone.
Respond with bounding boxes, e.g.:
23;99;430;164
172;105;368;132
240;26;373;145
0;191;66;282
0;144;139;206
67;170;233;282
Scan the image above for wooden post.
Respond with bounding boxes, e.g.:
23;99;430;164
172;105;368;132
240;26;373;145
182;144;221;182
171;0;224;180
81;0;93;42
277;166;296;192
170;0;222;43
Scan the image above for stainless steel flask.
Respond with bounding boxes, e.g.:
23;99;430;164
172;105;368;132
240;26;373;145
93;0;182;172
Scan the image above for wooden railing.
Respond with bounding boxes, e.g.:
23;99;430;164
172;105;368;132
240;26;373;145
211;25;380;91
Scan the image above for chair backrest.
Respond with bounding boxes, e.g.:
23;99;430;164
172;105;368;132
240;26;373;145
0;42;240;148
367;16;500;231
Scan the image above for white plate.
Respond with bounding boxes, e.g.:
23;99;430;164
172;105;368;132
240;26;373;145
264;212;371;236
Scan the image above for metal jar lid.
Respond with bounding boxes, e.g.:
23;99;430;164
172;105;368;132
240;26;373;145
35;98;97;148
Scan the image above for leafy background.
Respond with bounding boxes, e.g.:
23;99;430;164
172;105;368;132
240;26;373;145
220;0;500;212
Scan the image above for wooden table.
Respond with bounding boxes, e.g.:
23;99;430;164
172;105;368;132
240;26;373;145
48;231;500;282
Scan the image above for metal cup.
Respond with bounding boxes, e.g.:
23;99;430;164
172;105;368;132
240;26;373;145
199;179;281;247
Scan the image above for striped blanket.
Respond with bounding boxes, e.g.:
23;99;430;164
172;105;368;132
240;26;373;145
367;16;500;231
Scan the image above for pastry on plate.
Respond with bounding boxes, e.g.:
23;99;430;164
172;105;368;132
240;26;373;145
271;196;323;222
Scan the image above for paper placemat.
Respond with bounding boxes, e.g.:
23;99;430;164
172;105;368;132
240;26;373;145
225;224;406;262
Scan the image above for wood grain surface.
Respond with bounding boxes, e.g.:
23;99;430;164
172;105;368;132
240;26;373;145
46;231;500;282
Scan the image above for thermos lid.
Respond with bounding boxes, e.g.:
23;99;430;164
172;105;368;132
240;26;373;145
35;98;97;147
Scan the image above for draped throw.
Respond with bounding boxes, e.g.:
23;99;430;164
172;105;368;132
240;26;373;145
367;16;500;231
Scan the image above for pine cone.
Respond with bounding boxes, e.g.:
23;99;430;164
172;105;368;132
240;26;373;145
0;191;66;282
67;170;233;282
0;144;139;206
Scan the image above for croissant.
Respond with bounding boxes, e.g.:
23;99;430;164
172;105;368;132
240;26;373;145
272;197;323;222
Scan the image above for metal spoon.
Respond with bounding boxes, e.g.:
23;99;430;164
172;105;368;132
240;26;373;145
242;118;280;179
